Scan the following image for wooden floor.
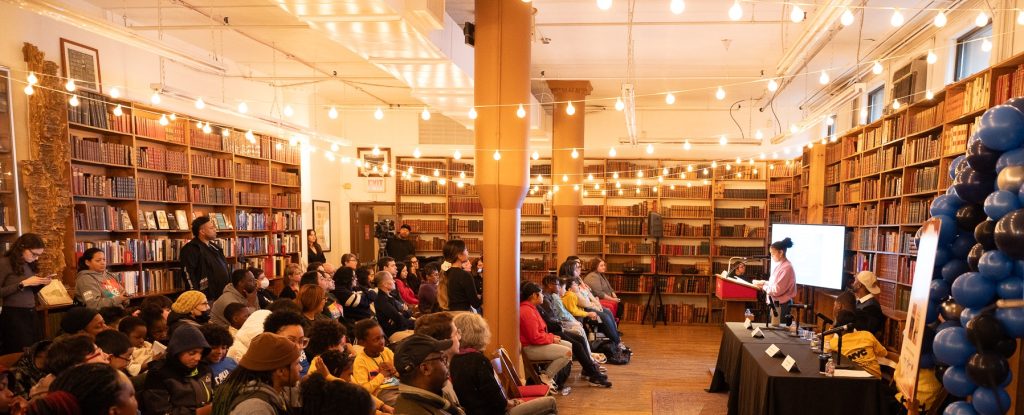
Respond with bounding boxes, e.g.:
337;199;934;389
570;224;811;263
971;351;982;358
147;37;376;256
552;323;728;415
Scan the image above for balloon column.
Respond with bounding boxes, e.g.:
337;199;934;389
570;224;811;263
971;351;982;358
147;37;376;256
932;100;1024;415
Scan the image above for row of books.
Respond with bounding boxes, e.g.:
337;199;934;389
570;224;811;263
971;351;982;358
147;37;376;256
232;132;262;159
71;169;136;199
74;238;189;264
768;180;794;193
578;240;602;254
523;203;548;216
273;234;302;255
608;185;657;198
770;164;798;177
902;198;933;224
449;197;483;214
238;192;270;207
192;184;232;205
449;182;477;197
905;134;941;165
881;145;903;171
448;219;483;233
660;242;710;256
881;175;903;198
579;221;603;235
713;206;764;218
272;169;300;186
136;116;185;144
660;205;712;218
117;269;182;297
768;196;792;211
398;202;446;214
137;177;188;202
880;201;899;225
876;230;902;253
712;245;766;257
67;91;116;131
270;211;301;232
658;258;713;275
139;209;189;231
400;220;447;234
236;210;270;231
461;238;484;253
237;163;270;182
397;180;446;195
190;129;232;152
718;188;767;199
945;72;991;121
580;205;604;216
905;166;940;194
824;186;839;206
880;112;910;144
606;202;650;217
138;146;188;173
191;154;233;178
662;223;711;237
618;303;711;325
770;211;795;224
606;275;710;294
521;221;552;235
909;100;945;133
71;136;132;166
521;241;550;253
272;193;300;209
74;204;133;231
715;224;765;238
414;237;447;252
607;241;655;254
661;185;710;199
994;64;1024;104
606;217;647;235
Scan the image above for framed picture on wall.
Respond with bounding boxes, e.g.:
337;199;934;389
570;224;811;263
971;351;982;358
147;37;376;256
357;147;391;177
60;38;102;93
312;200;332;252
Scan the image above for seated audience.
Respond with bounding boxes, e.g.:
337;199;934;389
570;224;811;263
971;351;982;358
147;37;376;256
262;311;311;377
74;248;130;309
417;262;442;315
223;303;252;337
306;319;349;364
451;312;558;415
395;262;419;306
412;313;461;407
827;309;887;377
852;271;885;337
356;267;373;291
404;255;422;294
7;340;50;399
0;365;26;415
200;324;238;388
118;316;159;376
227;310;272;362
393;335;460;415
212;269;257;327
519;282;573;394
301;272;344;321
335;268;375;324
59;307;106;338
373;272;415;343
279;263;304;300
352;319;400;406
94;329;134;373
166;290;211;337
139;295;173;322
139;324;212;415
299;284;335;325
251;268;277;309
211;333;300;415
561;278;623;350
312;349;395;415
27;363;137;415
341;253;360;271
377;257;398;277
301;372;376;415
470;257;484;296
538;277;610;385
31;334;111;399
99;306;129;331
583;258;620;318
443;240;481;313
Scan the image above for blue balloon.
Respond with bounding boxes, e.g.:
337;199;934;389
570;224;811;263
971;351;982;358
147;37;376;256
930;279;951;301
945;401;979;415
952;234;977;258
1014;260;1024;277
978;251;1013;282
936;215;959;245
926;300;940;323
936;246;953;267
995;148;1024;173
951;155;967;179
943;365;978;397
943;260;971;283
934;327;977;366
962;307;984;327
977;105;1024;151
952;272;997;309
999;371;1012;388
1005;96;1024;113
984;191;1021;221
971;387;1011;415
994;307;1024;337
938;320;961;332
933;194;966;217
996;277;1022;299
920;352;936;368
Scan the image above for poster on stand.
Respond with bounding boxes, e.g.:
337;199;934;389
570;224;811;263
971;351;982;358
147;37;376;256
894;218;941;403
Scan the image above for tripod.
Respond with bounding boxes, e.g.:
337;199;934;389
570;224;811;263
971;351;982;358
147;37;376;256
641;237;666;327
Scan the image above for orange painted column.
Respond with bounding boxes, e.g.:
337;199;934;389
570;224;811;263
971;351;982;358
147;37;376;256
475;0;531;361
548;81;592;266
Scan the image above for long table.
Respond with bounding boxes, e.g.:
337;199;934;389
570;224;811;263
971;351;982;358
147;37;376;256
708;322;805;394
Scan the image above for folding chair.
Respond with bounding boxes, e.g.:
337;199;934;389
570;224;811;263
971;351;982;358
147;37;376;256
497;347;550;399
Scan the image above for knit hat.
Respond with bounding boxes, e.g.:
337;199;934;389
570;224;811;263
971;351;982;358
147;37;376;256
394;334;453;377
166;324;210;357
238;333;300;371
60;307;99;335
172;290;207;314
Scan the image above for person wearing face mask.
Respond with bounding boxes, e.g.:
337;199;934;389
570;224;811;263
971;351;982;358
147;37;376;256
0;233;52;354
212;270;258;327
250;268;277;309
753;237;797;326
140;324;213;415
212;332;301;415
167;290;212;337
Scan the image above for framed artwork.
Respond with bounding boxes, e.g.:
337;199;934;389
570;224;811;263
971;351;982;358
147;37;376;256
357;147;391;177
313;200;332;252
60;38;102;93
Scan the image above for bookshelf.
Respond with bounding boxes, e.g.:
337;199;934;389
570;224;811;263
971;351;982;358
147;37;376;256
63;95;303;305
0;67;22;252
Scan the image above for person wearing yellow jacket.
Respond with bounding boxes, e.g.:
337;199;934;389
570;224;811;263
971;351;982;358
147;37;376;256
826;309;887;377
561;278;623;348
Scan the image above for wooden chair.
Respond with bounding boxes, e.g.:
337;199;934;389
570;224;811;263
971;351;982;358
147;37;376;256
496;347;550;399
0;352;22;368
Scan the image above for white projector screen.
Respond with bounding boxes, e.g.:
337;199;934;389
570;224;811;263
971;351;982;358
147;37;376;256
769;223;846;290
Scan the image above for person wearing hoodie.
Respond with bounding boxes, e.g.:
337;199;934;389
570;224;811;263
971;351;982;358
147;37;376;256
212;269;257;327
74;248;130;309
7;340;50;398
212;332;301;415
167;290;211;337
140;324;213;415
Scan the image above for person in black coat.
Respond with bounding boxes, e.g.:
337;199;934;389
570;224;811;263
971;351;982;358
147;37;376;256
372;272;414;342
140;324;213;415
334;268;375;325
442;240;481;312
307;229;327;265
179;217;230;298
384;224;415;263
853;271;886;337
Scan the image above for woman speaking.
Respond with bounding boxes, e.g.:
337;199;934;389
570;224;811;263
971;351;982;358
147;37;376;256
753;237;797;326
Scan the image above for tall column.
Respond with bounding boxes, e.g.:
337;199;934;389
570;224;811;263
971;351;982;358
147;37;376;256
475;0;531;361
548;81;592;265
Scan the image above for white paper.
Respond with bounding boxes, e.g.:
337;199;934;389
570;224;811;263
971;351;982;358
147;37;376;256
752;327;764;338
765;344;781;357
744;318;752;329
782;355;798;372
152;341;167;355
834;369;873;378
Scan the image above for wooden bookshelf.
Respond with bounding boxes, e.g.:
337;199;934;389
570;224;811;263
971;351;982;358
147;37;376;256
62;95;303;305
0;67;23;252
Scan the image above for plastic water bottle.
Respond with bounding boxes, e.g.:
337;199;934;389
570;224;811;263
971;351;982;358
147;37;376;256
744;308;754;320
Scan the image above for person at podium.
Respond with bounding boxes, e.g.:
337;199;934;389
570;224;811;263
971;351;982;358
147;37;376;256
752;237;796;326
726;261;750;282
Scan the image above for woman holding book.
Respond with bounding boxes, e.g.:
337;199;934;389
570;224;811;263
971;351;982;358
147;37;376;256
0;233;52;354
75;247;131;309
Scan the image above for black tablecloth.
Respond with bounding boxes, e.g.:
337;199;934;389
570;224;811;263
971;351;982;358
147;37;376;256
708;322;806;393
734;343;891;415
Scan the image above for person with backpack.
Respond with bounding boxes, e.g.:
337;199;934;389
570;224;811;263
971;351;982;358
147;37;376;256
211;332;301;415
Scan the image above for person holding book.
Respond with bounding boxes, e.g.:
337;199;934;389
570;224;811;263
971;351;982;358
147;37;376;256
0;233;52;354
180;217;230;298
75;247;130;309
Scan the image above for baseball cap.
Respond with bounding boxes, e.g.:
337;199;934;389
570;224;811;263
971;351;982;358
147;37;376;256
856;271;881;295
394;334;453;377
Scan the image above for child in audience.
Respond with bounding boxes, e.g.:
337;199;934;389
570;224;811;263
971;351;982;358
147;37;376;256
143;312;169;344
99;306;129;331
0;365;27;415
139;324;213;415
31;334;111;399
95;329;135;373
7;340;50;398
416;262;442;315
300;372;376;415
352;319;400;406
313;350;395;415
223;302;252;337
199;324;238;388
118;316;159;376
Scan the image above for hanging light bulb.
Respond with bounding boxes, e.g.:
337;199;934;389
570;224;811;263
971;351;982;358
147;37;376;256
238;102;248;114
646;143;654;154
893;99;901;110
196;120;203;129
245;130;256;143
982;38;993;52
890;9;904;27
169;113;176;121
818;70;829;85
565;101;576;116
719;135;727;146
112;104;123;117
460;171;467;179
109;87;120;99
840;8;855;26
537;174;544;182
562;174;569;183
159;114;169;126
493;150;502;160
687;165;693;172
596;0;612;10
571;148;580;159
613;172;619;179
711;161;718;168
202;123;212;134
68;95;79;107
925;90;935;100
372;145;381;156
755;129;764;140
609;147;617;157
23;85;33;96
64;79;76;92
790;5;804;23
934;10;947;27
150;91;161;105
453;149;462;160
790;124;799;134
532;151;540;160
614;97;625;111
413;148;422;158
421;108;431;121
433;169;440;177
735;157;741;164
662;167;669;176
468;107;478;120
975;11;989;27
767;78;779;92
825;117;834;126
1018;10;1024;25
759;152;766;159
927;50;937;64
728;0;742;21
328;107;339;119
26;72;38;85
715;86;725;100
683;140;692;150
283;105;296;118
190;97;204;110
374;107;384;120
670;0;685;15
665;92;676;105
872;61;883;75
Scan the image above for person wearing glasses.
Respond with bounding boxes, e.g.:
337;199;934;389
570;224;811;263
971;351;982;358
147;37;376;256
393;334;457;415
94;329;134;373
0;233;51;354
28;333;111;400
341;253;360;270
263;311;311;378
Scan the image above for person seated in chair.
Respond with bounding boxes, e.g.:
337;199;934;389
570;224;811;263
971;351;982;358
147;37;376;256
560;278;623;351
519;282;573;395
852;271;885;337
827;309;887;378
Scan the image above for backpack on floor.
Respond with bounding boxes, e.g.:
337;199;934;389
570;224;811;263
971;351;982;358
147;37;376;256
592;340;631;365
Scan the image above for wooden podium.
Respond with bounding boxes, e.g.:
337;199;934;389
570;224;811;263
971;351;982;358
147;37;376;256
715;274;759;322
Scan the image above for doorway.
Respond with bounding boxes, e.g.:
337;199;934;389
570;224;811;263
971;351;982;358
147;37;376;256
349;202;396;264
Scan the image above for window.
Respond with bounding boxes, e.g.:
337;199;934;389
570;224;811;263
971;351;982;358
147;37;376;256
955;24;992;81
826;115;837;141
867;86;884;124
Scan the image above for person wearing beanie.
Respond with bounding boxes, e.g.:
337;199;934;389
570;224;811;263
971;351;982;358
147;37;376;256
393;334;462;415
210;333;300;415
60;307;106;338
179;216;230;299
140;324;213;415
167;290;211;338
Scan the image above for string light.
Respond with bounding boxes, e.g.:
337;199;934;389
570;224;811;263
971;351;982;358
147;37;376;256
982;38;993;52
890;9;904;27
767;78;778;92
283;105;294;117
1018;10;1024;25
662;167;669;176
468;107;478;120
328;107;339;119
790;5;804;23
537;174;544;182
375;107;385;120
159;114;169;126
112;104;123;117
516;104;527;119
613;172;619;179
670;0;684;15
840;8;855;26
588;174;595;181
646;143;654;154
711;161;717;168
245;130;256;143
571;148;580;159
596;0;612;10
927;50;937;64
150;91;161;105
719;135;727;146
755;130;763;140
637;170;644;178
421;108;431;121
728;0;742;20
562;174;569;182
565;101;576;116
614;97;624;111
934;10;947;27
23;85;33;95
460;171;467;179
665;92;676;105
64;79;76;92
372;146;381;156
26;72;38;85
893;99;901;110
493;150;501;160
238;102;248;114
975;11;989;27
925;90;934;100
169;113;177;121
453;150;462;160
686;165;693;172
109;87;120;99
715;86;726;100
433;169;440;177
872;61;883;75
202;123;212;134
68;95;79;107
275;142;283;150
818;70;829;85
413;148;422;158
609;147;617;157
683;140;691;150
574;184;580;192
532;151;540;160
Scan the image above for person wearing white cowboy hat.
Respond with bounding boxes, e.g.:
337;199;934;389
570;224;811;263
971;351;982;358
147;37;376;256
852;271;885;337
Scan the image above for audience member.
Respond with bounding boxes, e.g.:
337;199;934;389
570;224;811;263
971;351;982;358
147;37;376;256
118;316;158;377
352;319;400;405
385;225;416;265
561;278;623;350
166;290;211;337
584;258;620;318
537;277;609;385
519;282;572;394
7;340;50;398
263;311;311;377
99;306;129;331
470;257;483;296
223;303;252;337
139;295;173;322
335;268;375;324
301;372;376;415
94;330;134;372
356;267;373;291
199;324;238;388
442;240;480;313
312;349;395;415
377;257;398;277
404;255;422;293
417;263;442;314
212;269;257;327
31;334;111;399
29;363;137;415
301;271;343;321
143;313;169;344
0;365;26;415
251;268;277;309
451;313;558;415
74;248;130;309
180;216;230;298
227;310;272;362
393;335;461;415
279;264;304;300
139;324;212;415
211;333;300;415
299;285;334;324
306;319;349;362
852;271;885;337
395;262;419;306
412;313;461;407
373;272;415;343
59;307;106;338
341;253;360;271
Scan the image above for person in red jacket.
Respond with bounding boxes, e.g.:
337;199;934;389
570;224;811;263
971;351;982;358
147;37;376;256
519;281;573;394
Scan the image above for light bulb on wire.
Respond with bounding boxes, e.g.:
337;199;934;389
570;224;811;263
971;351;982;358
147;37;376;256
493;150;502;160
715;86;726;100
328;107;338;119
614;97;624;111
23;85;33;96
453;150;462;160
516;104;527;119
68;95;79;107
571;148;580;159
1018;10;1024;25
728;0;742;20
767;78;778;92
113;104;123;117
646;143;654;154
719;135;727;146
202;123;211;134
374;107;384;120
109;87;120;99
890;9;904;27
670;0;684;15
840;8;854;26
532;151;540;160
596;0;612;10
421;108;431;121
468;107;478;120
608;147;617;157
372;146;381;156
195;97;206;110
150;91;161;105
159;114;169;126
65;79;76;92
982;38;993;52
872;61;883;75
683;140;691;151
565;101;576;116
169;113;176;121
413;148;422;158
245;130;256;143
283;105;294;118
927;50;937;64
755;129;763;140
934;10;947;27
665;93;676;105
238;102;248;114
790;5;804;23
26;72;38;85
976;11;989;27
926;90;935;100
818;70;829;85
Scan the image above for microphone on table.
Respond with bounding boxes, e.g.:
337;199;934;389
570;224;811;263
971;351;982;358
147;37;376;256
820;323;854;337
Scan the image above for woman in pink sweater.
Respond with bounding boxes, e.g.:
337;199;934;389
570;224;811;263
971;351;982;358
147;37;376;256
754;237;797;325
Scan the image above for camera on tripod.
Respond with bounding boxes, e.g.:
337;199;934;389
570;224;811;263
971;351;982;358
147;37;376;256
374;219;396;256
